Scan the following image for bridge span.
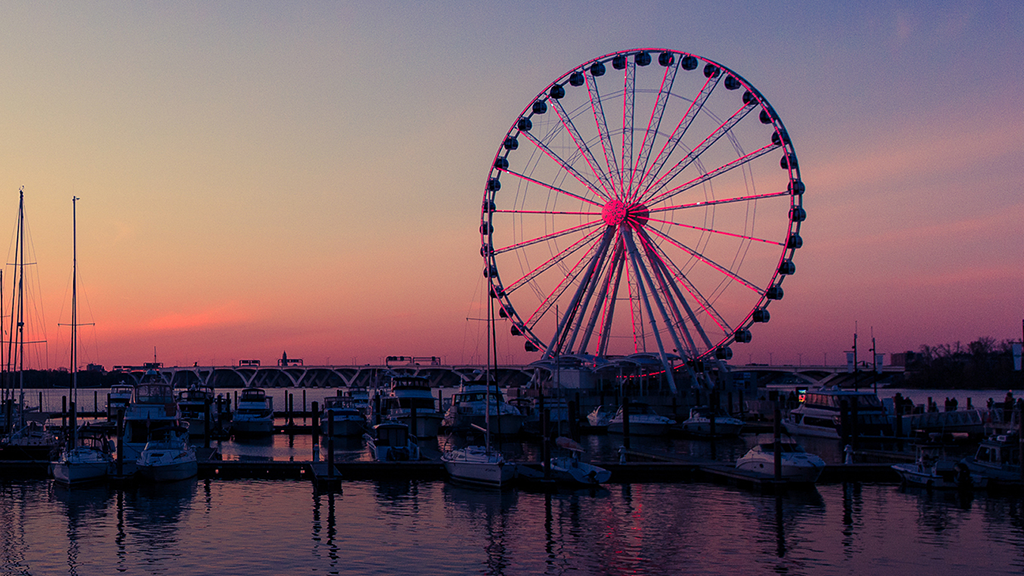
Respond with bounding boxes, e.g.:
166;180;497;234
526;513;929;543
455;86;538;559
112;361;904;391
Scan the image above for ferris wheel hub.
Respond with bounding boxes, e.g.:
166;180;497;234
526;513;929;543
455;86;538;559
602;199;649;228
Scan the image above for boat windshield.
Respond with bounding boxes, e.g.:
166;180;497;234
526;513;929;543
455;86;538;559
804;392;883;410
135;384;174;404
240;389;266;401
759;442;804;453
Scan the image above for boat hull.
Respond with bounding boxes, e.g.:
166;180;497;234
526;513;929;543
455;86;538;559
680;419;744;438
138;460;198;482
549;456;611;486
442;447;516;487
736;458;824;483
321;417;366;437
230;418;275;436
53;450;112;485
607;421;673;436
892;461;964;490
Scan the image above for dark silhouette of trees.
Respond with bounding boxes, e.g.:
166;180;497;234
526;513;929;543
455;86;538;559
905;337;1021;389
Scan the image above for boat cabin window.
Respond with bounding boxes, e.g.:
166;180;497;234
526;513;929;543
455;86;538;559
240;389;266;401
135;383;174;404
804;392;882;410
377;426;407;447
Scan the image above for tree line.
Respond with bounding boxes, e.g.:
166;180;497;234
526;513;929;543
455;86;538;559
904;337;1023;389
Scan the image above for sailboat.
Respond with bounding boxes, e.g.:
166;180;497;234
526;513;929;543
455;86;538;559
54;197;113;484
441;295;516;487
0;189;60;461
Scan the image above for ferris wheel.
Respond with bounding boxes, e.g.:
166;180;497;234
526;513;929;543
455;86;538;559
480;49;804;380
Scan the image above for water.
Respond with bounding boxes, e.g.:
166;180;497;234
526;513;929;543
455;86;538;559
2;477;1023;575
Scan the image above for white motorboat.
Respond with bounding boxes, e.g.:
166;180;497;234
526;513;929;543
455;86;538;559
606;403;675;436
107;383;134;421
736;436;826;483
378;376;444;438
364;421;420;461
892;442;967;490
783;387;892;439
443;382;525;436
137;425;197;482
957;433;1022;489
321;395;366;437
230;387;275;437
679;406;744;438
177;385;218;437
53;427;114;484
121;372;180;463
549;437;610;486
442;445;517;487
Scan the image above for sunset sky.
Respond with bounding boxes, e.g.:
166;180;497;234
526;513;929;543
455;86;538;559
0;2;1020;370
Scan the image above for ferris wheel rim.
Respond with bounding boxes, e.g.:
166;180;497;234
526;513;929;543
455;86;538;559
480;48;804;366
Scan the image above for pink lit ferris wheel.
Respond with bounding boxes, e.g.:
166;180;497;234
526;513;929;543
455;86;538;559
481;49;804;378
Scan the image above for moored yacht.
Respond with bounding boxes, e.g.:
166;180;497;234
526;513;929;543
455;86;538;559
136;425;197;482
957;433;1022;489
679;406;745;438
121;371;179;463
230;387;274;437
364;421;420;461
321;395;366;437
443;382;524;436
783;387;892;439
736;435;826;483
606;403;675;436
53;427;114;485
378;376;443;437
177;385;217;437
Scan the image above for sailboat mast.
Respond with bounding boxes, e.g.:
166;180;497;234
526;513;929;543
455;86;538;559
72;197;78;403
70;196;78;446
16;189;24;426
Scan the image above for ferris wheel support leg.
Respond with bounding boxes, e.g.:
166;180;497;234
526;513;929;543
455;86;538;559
621;231;678;394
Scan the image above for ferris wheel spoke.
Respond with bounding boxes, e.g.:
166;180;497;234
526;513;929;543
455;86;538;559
493;219;603;257
522;232;607;332
518;131;610;203
499;227;606;295
645;143;779;207
549;99;616;199
631;60;680;202
646;225;761;293
638;228;724;349
644;216;786;247
621;61;636;197
559;226;617;355
501;168;603;207
585;73;622;197
640;102;757;205
634;73;722;201
649;189;790;215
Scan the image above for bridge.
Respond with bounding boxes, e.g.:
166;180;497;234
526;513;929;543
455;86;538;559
110;361;904;391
